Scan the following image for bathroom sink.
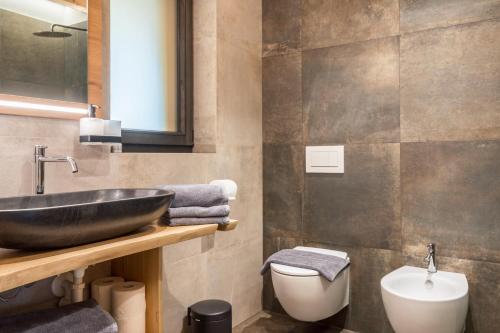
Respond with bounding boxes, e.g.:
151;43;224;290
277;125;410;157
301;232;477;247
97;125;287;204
0;189;174;250
381;265;468;333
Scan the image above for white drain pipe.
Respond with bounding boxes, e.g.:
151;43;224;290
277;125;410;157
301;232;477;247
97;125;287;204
71;267;87;303
51;267;88;305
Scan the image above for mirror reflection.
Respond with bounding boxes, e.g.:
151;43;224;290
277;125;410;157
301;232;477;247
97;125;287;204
0;0;88;103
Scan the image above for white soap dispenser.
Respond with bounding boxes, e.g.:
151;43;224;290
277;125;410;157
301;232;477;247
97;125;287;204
80;104;104;144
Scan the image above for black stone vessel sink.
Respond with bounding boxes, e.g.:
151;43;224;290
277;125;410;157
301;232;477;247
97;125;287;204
0;189;174;250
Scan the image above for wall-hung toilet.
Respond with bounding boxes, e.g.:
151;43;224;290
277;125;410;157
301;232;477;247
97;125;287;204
270;246;350;322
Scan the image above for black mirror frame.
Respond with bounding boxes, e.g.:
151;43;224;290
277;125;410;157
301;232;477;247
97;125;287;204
120;0;193;153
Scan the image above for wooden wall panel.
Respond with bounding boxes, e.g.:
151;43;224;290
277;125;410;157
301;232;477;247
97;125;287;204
87;0;105;118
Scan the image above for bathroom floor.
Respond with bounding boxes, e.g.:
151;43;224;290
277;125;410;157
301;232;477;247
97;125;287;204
233;311;356;333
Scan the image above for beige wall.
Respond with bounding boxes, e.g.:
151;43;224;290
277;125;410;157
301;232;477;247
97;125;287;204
0;0;262;331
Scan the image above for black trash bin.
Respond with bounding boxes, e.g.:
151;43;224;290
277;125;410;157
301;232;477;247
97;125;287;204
188;299;232;333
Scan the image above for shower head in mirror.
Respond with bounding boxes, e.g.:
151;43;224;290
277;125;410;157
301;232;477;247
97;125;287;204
33;31;72;38
33;24;87;38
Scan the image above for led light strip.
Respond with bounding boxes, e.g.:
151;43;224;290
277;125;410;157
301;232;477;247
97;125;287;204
0;99;87;115
0;0;87;26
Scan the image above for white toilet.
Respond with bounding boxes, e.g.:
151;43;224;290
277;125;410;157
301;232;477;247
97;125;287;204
270;246;350;322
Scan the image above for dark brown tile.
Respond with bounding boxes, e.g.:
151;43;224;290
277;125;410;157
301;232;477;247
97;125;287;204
301;0;399;50
400;19;500;142
345;247;399;333
263;0;302;57
264;144;304;233
303;144;401;250
401;141;500;263
303;242;401;333
303;37;400;145
404;255;500;333
263;233;304;261
400;0;500;34
263;235;303;313
263;54;302;145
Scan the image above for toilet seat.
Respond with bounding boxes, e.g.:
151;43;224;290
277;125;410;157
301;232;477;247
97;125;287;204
270;246;349;277
270;246;350;322
271;264;319;276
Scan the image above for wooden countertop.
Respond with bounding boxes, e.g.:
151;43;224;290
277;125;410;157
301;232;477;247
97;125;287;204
0;220;238;293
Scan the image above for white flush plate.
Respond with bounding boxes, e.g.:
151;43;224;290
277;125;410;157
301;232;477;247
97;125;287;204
306;146;344;173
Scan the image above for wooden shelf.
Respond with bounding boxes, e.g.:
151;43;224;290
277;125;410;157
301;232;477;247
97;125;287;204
0;220;238;294
0;219;239;332
218;219;239;231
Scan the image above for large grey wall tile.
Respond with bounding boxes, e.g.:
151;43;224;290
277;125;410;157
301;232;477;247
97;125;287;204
401;0;500;34
262;0;301;57
304;242;401;333
262;234;303;313
401;19;500;142
345;247;399;333
2;80;65;101
402;141;500;263
303;37;400;145
64;24;88;103
303;144;401;250
301;0;399;50
405;255;500;333
0;10;65;86
264;144;304;233
263;54;302;144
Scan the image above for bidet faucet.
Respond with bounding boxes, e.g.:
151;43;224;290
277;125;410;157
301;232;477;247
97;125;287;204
34;145;78;195
424;243;437;273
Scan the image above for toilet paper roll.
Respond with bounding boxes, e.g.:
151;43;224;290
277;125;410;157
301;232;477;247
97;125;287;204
111;281;146;333
91;276;125;313
115;316;146;333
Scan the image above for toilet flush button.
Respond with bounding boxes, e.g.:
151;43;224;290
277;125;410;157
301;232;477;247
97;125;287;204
306;146;344;173
310;151;338;167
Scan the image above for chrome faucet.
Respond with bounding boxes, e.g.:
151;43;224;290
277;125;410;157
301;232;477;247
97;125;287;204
424;243;437;273
34;145;78;195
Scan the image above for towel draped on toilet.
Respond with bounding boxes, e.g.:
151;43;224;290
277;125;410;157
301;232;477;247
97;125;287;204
261;249;350;282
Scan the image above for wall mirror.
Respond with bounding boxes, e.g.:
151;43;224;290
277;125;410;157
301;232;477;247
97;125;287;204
0;0;88;103
0;0;193;151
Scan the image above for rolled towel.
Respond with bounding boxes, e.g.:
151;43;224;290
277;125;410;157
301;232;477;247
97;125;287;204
0;299;118;333
261;249;350;282
157;184;228;208
164;216;230;226
168;205;230;218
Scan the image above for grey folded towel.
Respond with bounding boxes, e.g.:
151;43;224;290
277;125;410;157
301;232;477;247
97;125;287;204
168;205;230;218
260;249;350;282
157;184;228;208
0;299;117;333
164;216;231;226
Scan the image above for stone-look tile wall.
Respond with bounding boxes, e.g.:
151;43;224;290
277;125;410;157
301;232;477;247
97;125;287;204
0;1;262;332
262;1;500;332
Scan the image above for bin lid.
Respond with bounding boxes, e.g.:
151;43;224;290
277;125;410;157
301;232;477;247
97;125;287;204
189;299;232;322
